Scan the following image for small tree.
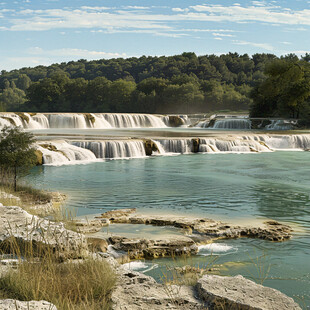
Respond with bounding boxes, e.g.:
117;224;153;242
0;126;37;191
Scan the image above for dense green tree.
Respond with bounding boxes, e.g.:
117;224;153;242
1;52;309;114
0;126;37;191
250;59;310;118
0;88;26;111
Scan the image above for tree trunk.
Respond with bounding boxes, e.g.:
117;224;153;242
14;166;17;192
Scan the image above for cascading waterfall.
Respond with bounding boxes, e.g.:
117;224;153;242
242;135;310;150
153;139;194;154
1;113;169;129
101;113;168;128
212;119;252;129
265;120;293;130
32;114;49;128
38;141;96;165
199;138;271;153
47;114;89;129
71;140;146;159
195;120;210;128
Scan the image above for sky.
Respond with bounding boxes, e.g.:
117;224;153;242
0;0;309;71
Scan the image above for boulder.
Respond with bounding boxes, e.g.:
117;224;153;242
144;140;159;156
196;275;301;310
34;150;43;166
87;237;109;252
168;116;185;127
192;138;200;153
0;205;88;259
111;270;204;310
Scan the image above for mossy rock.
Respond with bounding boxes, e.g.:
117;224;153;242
0;116;16;126
250;119;262;129
39;144;58;152
168;115;185;127
192;138;200;153
260;119;272;128
28;112;37;116
144;139;159;156
207;119;216;128
35;150;43;165
15;112;29;123
84;113;96;126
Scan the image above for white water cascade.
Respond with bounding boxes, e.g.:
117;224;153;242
199;138;270;153
47;114;89;129
1;113;169;129
153;139;194;154
37;141;97;165
32;114;49;128
265;120;294;130
100;113;168;128
212;119;252;129
242;135;310;150
71;140;146;159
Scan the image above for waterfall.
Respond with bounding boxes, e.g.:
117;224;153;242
0;113;169;129
71;140;146;159
32;114;49;128
242;135;310;150
199;138;270;153
153;139;194;154
265;120;293;130
38;141;96;165
0;117;13;128
47;114;89;129
212;119;252;129
195;120;210;128
91;114;112;129
100;113;167;128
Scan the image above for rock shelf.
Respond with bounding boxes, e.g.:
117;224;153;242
97;208;293;242
0;204;88;259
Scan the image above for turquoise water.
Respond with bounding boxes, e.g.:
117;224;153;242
28;152;310;307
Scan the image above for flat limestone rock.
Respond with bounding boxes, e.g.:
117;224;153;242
109;235;198;259
111;270;204;310
0;204;88;258
196;275;301;310
99;209;293;242
0;299;57;310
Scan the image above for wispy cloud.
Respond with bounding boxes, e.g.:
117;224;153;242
232;40;274;51
1;3;310;34
28;47;127;58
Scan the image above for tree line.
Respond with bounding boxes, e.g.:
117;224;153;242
250;55;310;125
0;52;309;114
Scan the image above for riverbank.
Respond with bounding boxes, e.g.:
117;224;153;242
0;189;302;309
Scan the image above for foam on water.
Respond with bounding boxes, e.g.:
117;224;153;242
198;243;236;256
122;261;159;273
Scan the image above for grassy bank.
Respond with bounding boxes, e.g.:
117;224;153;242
0;256;116;310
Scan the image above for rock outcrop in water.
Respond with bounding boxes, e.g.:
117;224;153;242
108;235;198;259
98;209;292;243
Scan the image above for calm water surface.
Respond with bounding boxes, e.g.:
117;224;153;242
28;152;310;307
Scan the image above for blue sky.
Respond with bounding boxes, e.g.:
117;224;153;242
1;0;309;71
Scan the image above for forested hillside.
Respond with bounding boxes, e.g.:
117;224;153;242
0;52;307;114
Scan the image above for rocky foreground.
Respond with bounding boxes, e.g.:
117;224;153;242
0;203;301;310
75;208;293;260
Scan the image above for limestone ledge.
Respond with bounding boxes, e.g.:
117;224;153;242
96;208;293;242
112;269;301;310
0;203;88;259
0;299;57;310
